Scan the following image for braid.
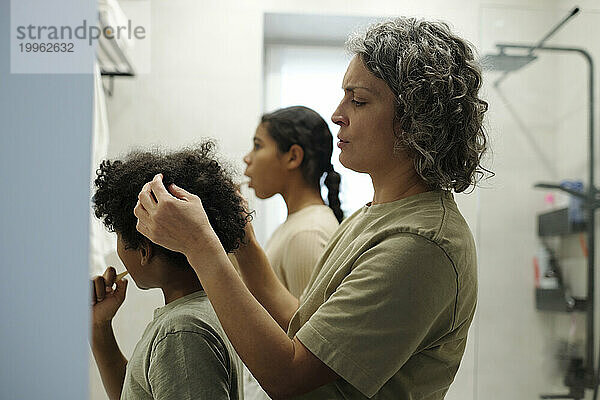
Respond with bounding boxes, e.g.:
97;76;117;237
324;168;343;222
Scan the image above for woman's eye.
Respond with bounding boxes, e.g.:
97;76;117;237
253;143;260;150
351;99;366;107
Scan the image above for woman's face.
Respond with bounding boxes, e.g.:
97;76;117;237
243;123;287;199
332;55;399;174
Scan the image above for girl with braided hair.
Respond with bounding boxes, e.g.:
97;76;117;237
241;106;343;399
243;105;343;298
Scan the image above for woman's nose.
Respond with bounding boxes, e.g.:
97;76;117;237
243;153;251;165
331;112;349;127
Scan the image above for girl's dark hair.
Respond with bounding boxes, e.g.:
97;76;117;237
92;140;251;268
261;106;343;222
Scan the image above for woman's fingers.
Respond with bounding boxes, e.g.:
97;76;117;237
133;173;216;254
135;182;157;239
134;199;149;219
167;182;192;201
135;219;150;237
147;174;172;202
137;174;171;213
138;187;157;212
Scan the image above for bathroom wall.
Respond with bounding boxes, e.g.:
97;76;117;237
1;0;95;398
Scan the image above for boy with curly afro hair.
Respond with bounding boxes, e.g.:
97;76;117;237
90;140;249;400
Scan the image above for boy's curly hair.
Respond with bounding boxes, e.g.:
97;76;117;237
92;140;250;267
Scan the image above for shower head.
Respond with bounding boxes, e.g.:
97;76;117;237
480;51;538;72
481;6;579;82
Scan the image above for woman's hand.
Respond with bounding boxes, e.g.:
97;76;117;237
134;174;220;256
91;267;128;326
234;187;258;252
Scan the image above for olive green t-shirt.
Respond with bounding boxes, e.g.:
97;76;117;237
121;290;243;400
287;190;477;399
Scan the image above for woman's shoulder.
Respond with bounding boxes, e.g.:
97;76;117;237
338;191;475;265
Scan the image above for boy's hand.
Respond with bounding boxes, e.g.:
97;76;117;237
91;267;128;327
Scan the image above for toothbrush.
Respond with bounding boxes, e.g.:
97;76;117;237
115;270;129;281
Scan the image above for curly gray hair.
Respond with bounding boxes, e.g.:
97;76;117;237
346;17;491;193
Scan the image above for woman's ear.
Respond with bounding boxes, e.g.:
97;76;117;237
286;144;304;170
139;241;153;266
392;113;403;137
392;115;409;154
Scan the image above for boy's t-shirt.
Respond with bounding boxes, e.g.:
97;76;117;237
121;290;243;400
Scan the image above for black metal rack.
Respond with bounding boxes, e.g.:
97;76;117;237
99;71;134;97
536;208;588;314
485;6;598;400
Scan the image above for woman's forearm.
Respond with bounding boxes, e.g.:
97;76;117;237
91;322;128;400
234;237;299;330
187;241;300;396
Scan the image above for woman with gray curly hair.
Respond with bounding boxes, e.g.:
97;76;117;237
134;16;490;400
